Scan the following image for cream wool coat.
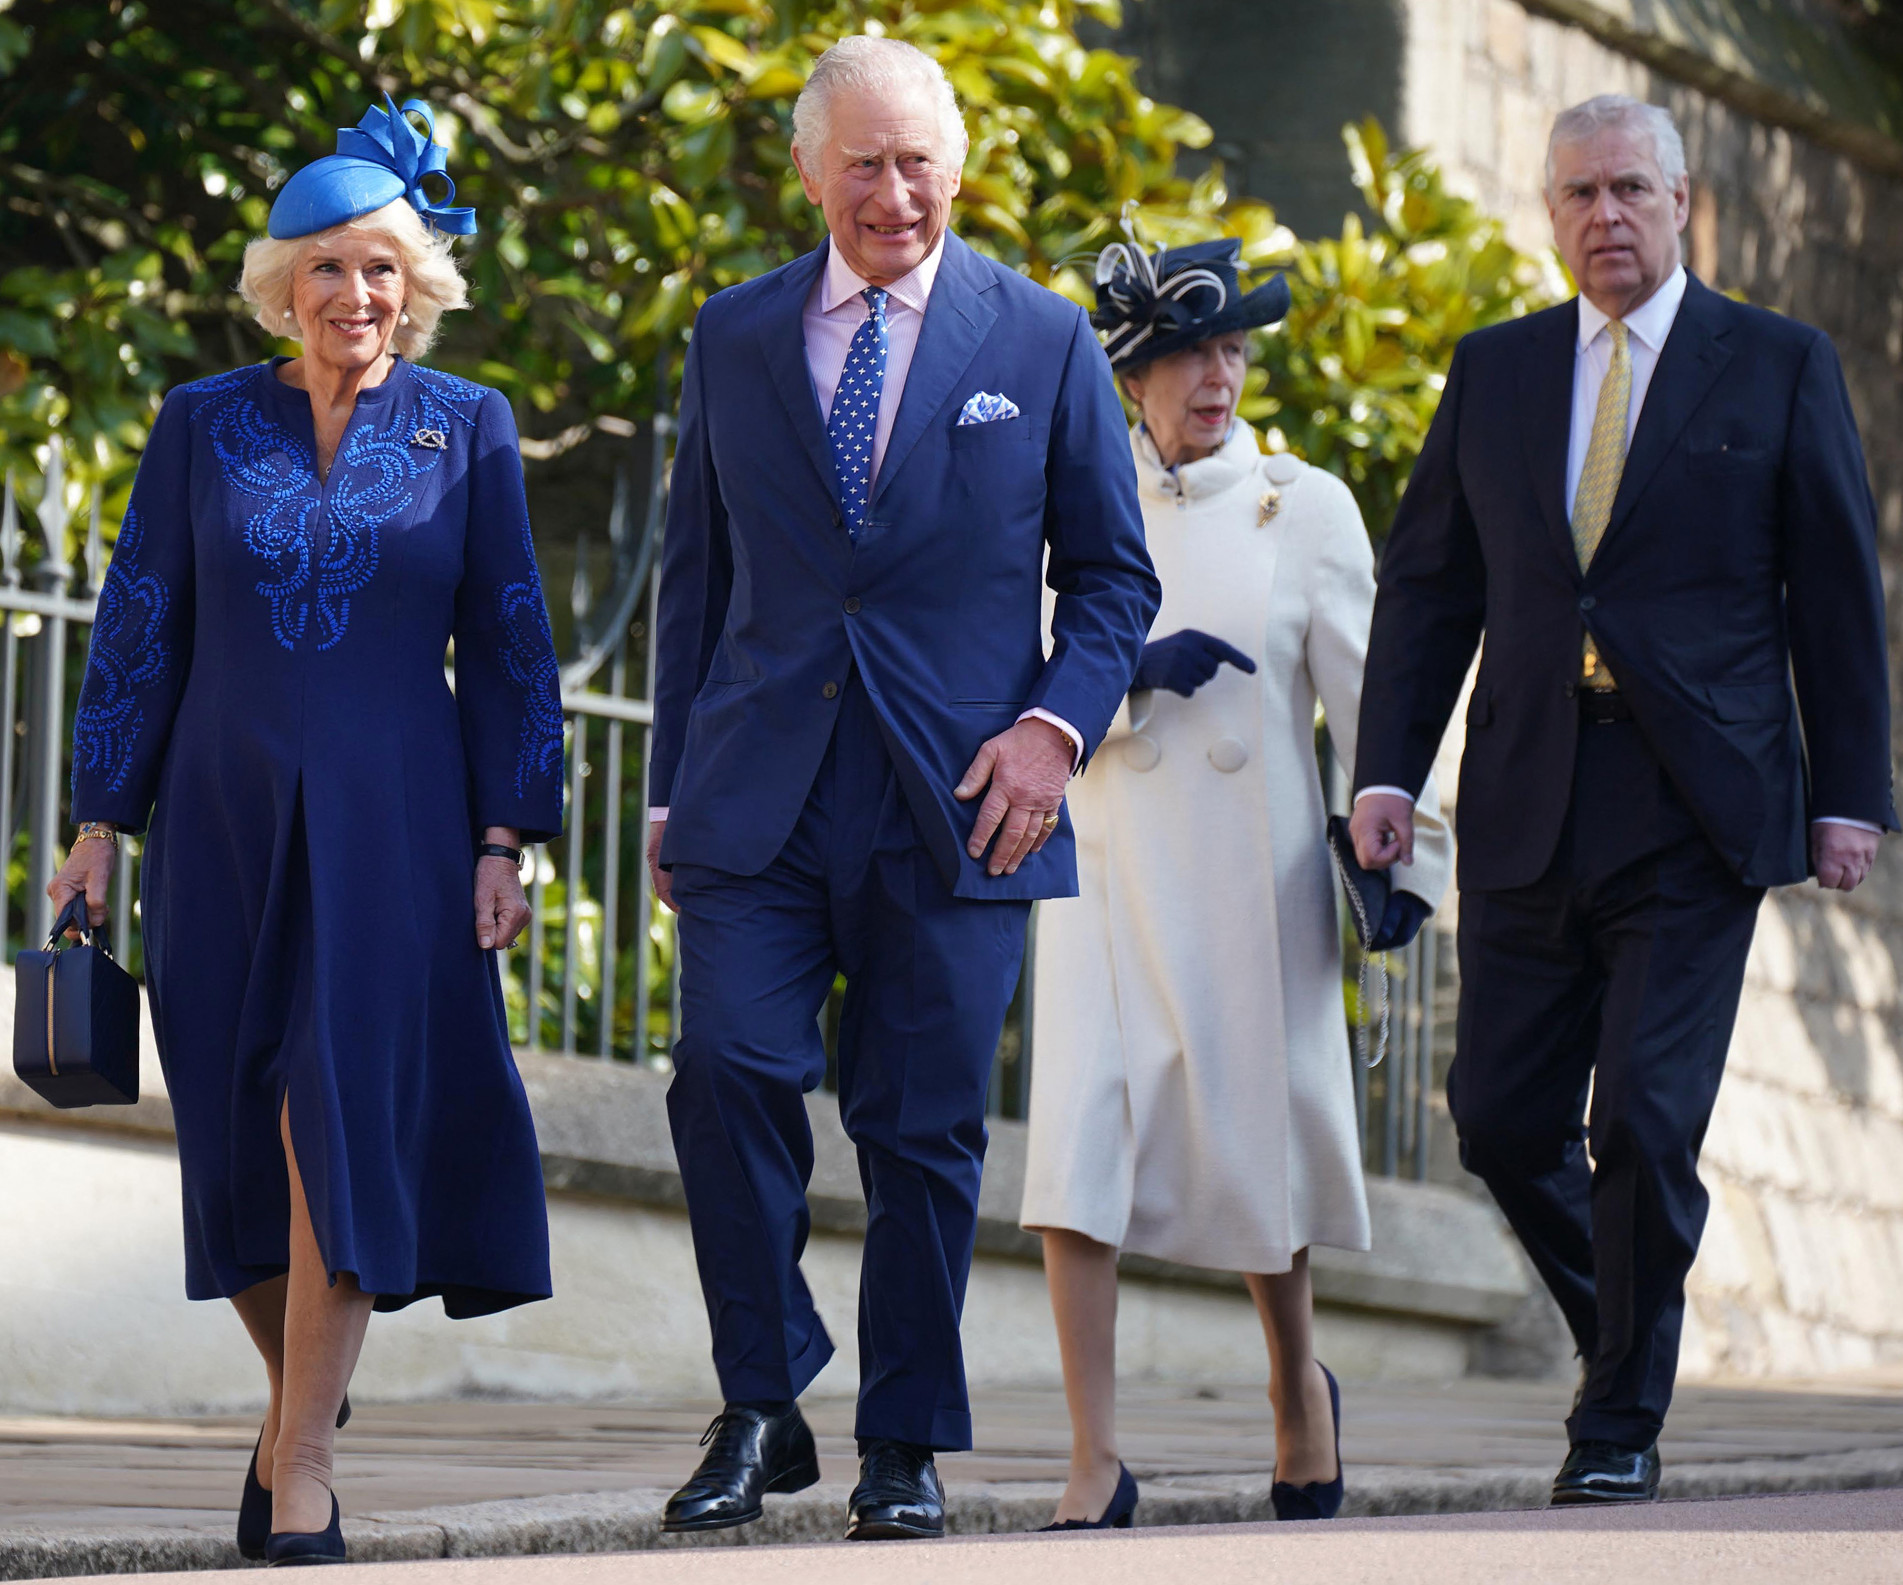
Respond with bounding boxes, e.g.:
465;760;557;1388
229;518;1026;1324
1021;424;1452;1273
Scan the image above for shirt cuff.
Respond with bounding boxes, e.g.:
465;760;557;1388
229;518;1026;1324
1019;708;1085;776
1812;816;1883;834
1354;785;1417;807
649;807;669;821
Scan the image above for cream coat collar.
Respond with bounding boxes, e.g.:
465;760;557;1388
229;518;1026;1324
1132;422;1265;507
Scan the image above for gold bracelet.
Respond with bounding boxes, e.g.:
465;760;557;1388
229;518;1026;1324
74;821;120;848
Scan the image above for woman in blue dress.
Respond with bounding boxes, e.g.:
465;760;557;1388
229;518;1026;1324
48;97;564;1566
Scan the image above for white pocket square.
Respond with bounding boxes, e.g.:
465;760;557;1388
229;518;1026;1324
957;391;1021;425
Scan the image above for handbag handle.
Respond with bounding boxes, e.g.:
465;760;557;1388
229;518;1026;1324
44;891;105;954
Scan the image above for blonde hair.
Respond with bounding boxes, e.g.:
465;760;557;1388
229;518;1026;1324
238;199;469;359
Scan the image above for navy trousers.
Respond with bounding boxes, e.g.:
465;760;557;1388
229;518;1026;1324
1449;717;1763;1449
666;676;1031;1450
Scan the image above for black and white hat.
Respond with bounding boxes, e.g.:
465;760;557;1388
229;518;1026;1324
1091;231;1290;371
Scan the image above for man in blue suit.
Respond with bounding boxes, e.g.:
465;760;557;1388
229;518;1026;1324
644;36;1158;1542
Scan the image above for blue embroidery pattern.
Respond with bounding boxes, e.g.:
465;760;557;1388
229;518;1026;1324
202;365;476;651
72;505;174;795
497;578;565;798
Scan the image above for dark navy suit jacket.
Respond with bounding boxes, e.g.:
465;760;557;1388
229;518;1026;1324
649;234;1160;900
1356;276;1897;891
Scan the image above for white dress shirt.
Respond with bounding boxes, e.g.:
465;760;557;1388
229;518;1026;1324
651;236;1080;821
1358;264;1872;833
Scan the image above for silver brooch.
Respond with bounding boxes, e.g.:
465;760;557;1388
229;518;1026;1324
1257;485;1281;525
412;428;448;451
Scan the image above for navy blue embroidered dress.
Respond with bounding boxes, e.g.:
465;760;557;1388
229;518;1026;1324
70;358;563;1318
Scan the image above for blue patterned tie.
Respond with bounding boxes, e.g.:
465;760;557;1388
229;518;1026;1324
827;287;889;538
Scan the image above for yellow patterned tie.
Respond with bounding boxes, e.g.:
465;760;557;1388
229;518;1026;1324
1572;320;1629;691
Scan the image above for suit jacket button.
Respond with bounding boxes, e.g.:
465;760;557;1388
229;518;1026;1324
822;681;839;699
1579;595;1597;611
1564;681;1578;699
832;509;844;528
843;597;861;614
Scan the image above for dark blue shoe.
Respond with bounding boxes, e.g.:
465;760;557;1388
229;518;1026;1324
1040;1462;1139;1530
265;1492;345;1567
1270;1362;1344;1521
237;1436;271;1561
238;1398;350;1561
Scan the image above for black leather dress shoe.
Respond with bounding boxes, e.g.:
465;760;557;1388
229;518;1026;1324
662;1405;820;1533
1550;1440;1661;1505
845;1441;944;1540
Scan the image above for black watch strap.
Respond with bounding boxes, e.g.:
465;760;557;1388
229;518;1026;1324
477;842;525;869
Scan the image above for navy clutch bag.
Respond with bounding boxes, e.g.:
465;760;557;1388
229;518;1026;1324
12;892;140;1108
1326;815;1390;950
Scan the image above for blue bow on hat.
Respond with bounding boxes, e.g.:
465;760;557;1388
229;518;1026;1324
268;95;477;240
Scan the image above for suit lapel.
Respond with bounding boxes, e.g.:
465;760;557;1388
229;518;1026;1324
1518;300;1580;577
872;234;999;508
757;241;841;511
1599;276;1732;554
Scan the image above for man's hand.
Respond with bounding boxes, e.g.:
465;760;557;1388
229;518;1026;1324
1813;821;1881;893
954;717;1072;878
1349;793;1415;872
647;819;676;913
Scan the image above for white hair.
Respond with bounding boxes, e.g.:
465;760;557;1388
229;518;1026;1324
791;35;967;162
238;199;470;359
1546;94;1687;191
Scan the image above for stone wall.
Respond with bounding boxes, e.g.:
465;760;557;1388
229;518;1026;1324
1398;0;1903;1379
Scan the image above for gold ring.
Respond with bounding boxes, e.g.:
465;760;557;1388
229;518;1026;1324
1041;810;1061;831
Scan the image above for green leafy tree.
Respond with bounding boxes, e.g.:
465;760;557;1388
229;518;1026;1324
0;0;1218;519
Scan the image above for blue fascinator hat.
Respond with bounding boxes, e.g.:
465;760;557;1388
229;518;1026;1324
268;95;476;240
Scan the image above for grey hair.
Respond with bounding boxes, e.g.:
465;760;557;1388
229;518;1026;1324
791;35;968;162
1546;94;1687;190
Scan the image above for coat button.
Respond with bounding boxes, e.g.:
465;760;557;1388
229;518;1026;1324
1122;735;1161;772
822;681;839;700
1208;737;1249;773
1579;595;1597;611
832;509;844;529
843;597;861;614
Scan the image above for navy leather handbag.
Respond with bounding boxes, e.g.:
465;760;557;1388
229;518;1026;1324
12;891;140;1107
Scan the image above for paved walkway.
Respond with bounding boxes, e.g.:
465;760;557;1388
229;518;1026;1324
4;1377;1902;1576
114;1488;1899;1585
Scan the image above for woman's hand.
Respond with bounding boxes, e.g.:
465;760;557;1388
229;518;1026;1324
48;833;117;937
474;827;531;951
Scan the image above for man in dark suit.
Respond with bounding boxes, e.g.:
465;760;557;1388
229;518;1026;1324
643;36;1158;1541
1350;95;1895;1505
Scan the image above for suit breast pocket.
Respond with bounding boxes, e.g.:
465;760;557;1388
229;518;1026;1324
1687;441;1776;475
946;417;1048;507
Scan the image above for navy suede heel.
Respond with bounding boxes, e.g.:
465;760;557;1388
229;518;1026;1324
1039;1463;1139;1531
1270;1363;1344;1521
265;1493;345;1567
238;1398;351;1560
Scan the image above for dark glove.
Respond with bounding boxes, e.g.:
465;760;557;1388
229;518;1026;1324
1131;629;1258;698
1367;890;1431;952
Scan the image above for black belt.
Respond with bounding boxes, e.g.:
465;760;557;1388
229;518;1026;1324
1577;689;1632;724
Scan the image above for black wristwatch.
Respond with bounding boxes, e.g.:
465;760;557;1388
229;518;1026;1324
477;841;526;870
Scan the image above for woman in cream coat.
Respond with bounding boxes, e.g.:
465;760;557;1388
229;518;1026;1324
1022;236;1451;1530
